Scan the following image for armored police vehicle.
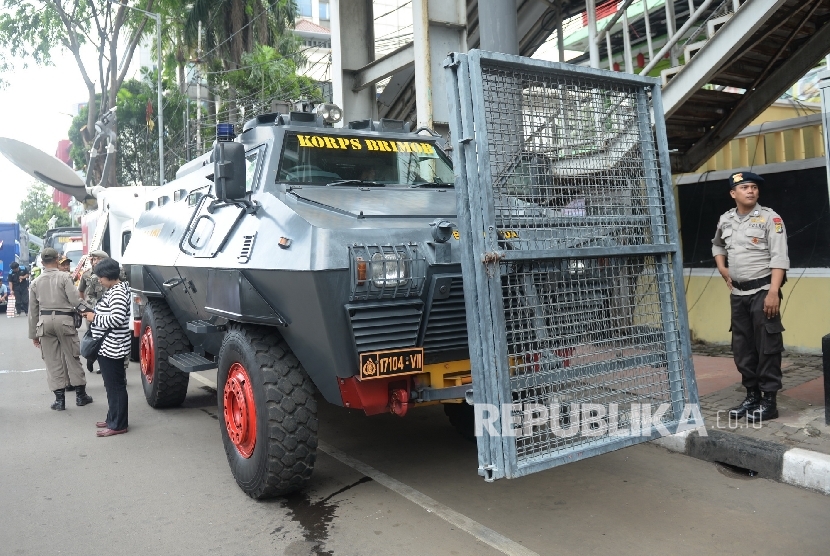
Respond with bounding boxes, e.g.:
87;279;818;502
124;105;471;498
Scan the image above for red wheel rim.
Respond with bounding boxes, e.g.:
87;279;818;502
224;362;257;459
139;326;155;383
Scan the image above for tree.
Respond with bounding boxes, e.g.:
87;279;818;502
225;44;321;117
184;0;299;123
16;183;72;240
0;1;156;139
0;1;157;187
66;71;189;185
115;72;189;184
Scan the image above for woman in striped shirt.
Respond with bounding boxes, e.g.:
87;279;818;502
82;258;132;437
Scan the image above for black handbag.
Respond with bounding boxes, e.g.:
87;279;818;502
80;327;110;361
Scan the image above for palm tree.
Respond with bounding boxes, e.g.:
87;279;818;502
183;0;298;123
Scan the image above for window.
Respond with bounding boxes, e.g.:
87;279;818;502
121;231;132;256
319;1;330;20
277;134;454;187
245;145;266;193
304;38;331;49
296;0;312;17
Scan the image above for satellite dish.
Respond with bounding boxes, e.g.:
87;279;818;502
0;137;91;203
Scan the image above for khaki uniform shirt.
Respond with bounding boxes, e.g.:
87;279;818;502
711;204;789;296
28;268;82;339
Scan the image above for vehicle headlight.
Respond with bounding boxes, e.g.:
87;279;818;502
371;252;409;287
349;244;425;301
568;260;585;274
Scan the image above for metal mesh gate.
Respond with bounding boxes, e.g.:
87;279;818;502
444;51;700;480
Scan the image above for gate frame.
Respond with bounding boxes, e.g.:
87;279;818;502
444;50;700;481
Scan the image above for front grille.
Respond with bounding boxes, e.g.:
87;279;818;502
347;303;423;353
421;277;468;353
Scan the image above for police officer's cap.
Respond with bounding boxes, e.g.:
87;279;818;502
59;255;71;264
89;249;109;259
729;171;765;188
41;247;60;262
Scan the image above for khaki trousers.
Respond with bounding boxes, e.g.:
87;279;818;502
37;314;86;391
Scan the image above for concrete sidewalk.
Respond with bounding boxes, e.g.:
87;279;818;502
658;343;830;494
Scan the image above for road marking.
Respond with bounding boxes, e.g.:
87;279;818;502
189;374;537;556
318;441;539;556
0;368;45;374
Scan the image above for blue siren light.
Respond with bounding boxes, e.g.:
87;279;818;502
217;123;236;141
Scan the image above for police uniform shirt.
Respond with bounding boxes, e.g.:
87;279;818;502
711;204;789;296
28;268;83;339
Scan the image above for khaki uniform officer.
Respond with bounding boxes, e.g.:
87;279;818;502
29;248;94;411
712;171;789;423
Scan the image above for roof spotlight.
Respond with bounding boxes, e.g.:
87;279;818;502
316;103;343;124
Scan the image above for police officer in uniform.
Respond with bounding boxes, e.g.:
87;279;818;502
78;250;110;308
712;172;789;422
9;261;30;315
28;248;94;410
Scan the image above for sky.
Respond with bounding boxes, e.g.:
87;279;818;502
0;48;95;222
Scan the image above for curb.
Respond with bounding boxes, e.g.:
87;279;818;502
651;428;830;495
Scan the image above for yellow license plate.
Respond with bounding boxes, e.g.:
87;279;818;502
359;347;424;380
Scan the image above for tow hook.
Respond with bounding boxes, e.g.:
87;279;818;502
390;388;409;417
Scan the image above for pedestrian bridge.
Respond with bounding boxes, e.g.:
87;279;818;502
330;0;830;173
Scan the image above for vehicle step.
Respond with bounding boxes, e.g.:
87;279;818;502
186;320;227;334
169;352;218;373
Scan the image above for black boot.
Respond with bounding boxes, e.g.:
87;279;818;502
747;391;778;423
51;389;66;411
75;385;93;406
65;384;76;392
728;388;761;419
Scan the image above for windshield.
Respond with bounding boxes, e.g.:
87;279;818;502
64;250;83;265
277;133;454;187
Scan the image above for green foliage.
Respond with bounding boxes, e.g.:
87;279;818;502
0;1;155;119
116;71;189;185
67;103;92;171
225;44;322;107
16;183;71;238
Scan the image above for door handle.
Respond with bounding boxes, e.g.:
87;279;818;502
162;277;184;289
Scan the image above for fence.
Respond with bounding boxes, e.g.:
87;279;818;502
445;50;700;480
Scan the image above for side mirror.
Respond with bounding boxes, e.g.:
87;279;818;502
213;142;247;201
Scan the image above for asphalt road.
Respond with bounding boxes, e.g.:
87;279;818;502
1;314;828;556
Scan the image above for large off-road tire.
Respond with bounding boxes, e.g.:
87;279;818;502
444;402;475;441
139;300;191;408
218;324;317;499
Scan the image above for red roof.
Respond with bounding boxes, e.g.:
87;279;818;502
295;19;331;35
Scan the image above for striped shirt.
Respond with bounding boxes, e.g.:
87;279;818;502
91;281;131;359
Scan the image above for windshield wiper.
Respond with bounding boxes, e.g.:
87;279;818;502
326;179;385;187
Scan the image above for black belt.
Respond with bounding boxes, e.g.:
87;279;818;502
732;275;772;291
40;310;75;316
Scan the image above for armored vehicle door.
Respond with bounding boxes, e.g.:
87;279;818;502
445;51;700;481
179;194;246;259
